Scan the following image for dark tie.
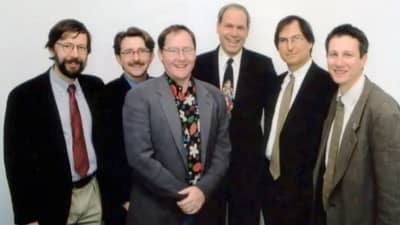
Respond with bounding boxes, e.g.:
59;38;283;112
223;58;234;88
222;58;234;109
269;73;295;180
322;97;344;209
68;84;89;177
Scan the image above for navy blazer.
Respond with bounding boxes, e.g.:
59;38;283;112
262;62;337;225
4;70;105;225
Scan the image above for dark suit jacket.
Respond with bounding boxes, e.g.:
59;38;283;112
4;70;105;225
103;75;151;225
313;77;400;225
102;75;132;225
262;62;337;225
193;47;277;225
122;75;231;225
193;47;276;195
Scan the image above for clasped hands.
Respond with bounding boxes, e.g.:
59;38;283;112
176;186;205;215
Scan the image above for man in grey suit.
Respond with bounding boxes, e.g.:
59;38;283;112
122;24;231;225
312;24;400;225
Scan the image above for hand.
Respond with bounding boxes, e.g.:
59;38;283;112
177;186;205;215
122;201;130;211
26;222;39;225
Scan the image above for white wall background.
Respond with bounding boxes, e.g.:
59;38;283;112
1;0;399;224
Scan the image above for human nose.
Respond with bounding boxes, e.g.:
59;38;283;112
69;46;79;57
132;52;140;60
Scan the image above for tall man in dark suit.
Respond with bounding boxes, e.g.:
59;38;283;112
123;24;231;225
103;26;154;225
312;24;400;225
261;15;337;225
4;19;104;225
192;4;277;225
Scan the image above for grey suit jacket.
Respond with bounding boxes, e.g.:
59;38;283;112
122;75;231;225
313;77;400;225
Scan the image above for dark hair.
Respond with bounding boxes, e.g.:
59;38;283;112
274;15;315;49
45;19;91;53
113;27;155;55
217;3;250;27
325;24;369;57
157;24;196;50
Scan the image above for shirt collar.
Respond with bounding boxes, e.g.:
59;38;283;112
218;46;243;67
50;66;81;93
288;58;312;82
123;73;148;88
338;75;365;108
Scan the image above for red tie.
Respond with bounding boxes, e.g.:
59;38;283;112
68;84;89;177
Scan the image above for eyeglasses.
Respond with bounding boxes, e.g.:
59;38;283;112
278;35;305;45
163;47;195;57
120;48;151;56
56;42;88;54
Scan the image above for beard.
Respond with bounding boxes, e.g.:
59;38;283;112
55;55;86;79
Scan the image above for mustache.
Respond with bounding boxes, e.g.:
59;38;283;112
128;61;145;67
65;58;83;64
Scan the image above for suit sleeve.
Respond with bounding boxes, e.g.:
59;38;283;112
371;99;400;225
196;91;231;198
123;89;187;199
4;89;39;224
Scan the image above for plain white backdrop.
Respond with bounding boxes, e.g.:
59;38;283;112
1;0;399;224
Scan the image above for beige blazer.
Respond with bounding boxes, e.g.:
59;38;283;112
313;77;400;225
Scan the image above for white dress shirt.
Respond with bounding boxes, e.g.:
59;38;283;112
50;68;98;181
325;75;365;165
218;47;242;97
265;59;312;159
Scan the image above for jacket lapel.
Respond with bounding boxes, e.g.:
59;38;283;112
157;76;188;167
331;78;372;190
313;96;336;188
195;80;212;166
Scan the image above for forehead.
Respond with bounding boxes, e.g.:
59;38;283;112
164;30;194;47
279;20;303;37
221;7;248;26
328;35;360;51
120;36;146;48
59;32;88;44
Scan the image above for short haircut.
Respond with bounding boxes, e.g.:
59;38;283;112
157;24;196;50
274;15;315;49
45;18;91;53
325;24;369;57
113;27;155;55
217;3;250;27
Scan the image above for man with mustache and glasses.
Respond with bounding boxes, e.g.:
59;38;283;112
4;19;105;225
102;27;155;225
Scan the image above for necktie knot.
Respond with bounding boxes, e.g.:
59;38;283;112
227;58;233;65
68;84;76;95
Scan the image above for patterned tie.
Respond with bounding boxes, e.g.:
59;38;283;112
323;97;344;209
68;84;89;177
222;58;234;109
269;73;295;180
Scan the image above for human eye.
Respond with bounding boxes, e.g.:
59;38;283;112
278;37;288;44
293;35;303;42
120;49;132;55
77;46;87;52
138;48;149;54
327;52;337;58
343;52;354;58
165;48;178;54
64;43;74;50
183;47;194;54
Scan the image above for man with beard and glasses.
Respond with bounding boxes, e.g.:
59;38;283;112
4;19;105;225
102;27;155;225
